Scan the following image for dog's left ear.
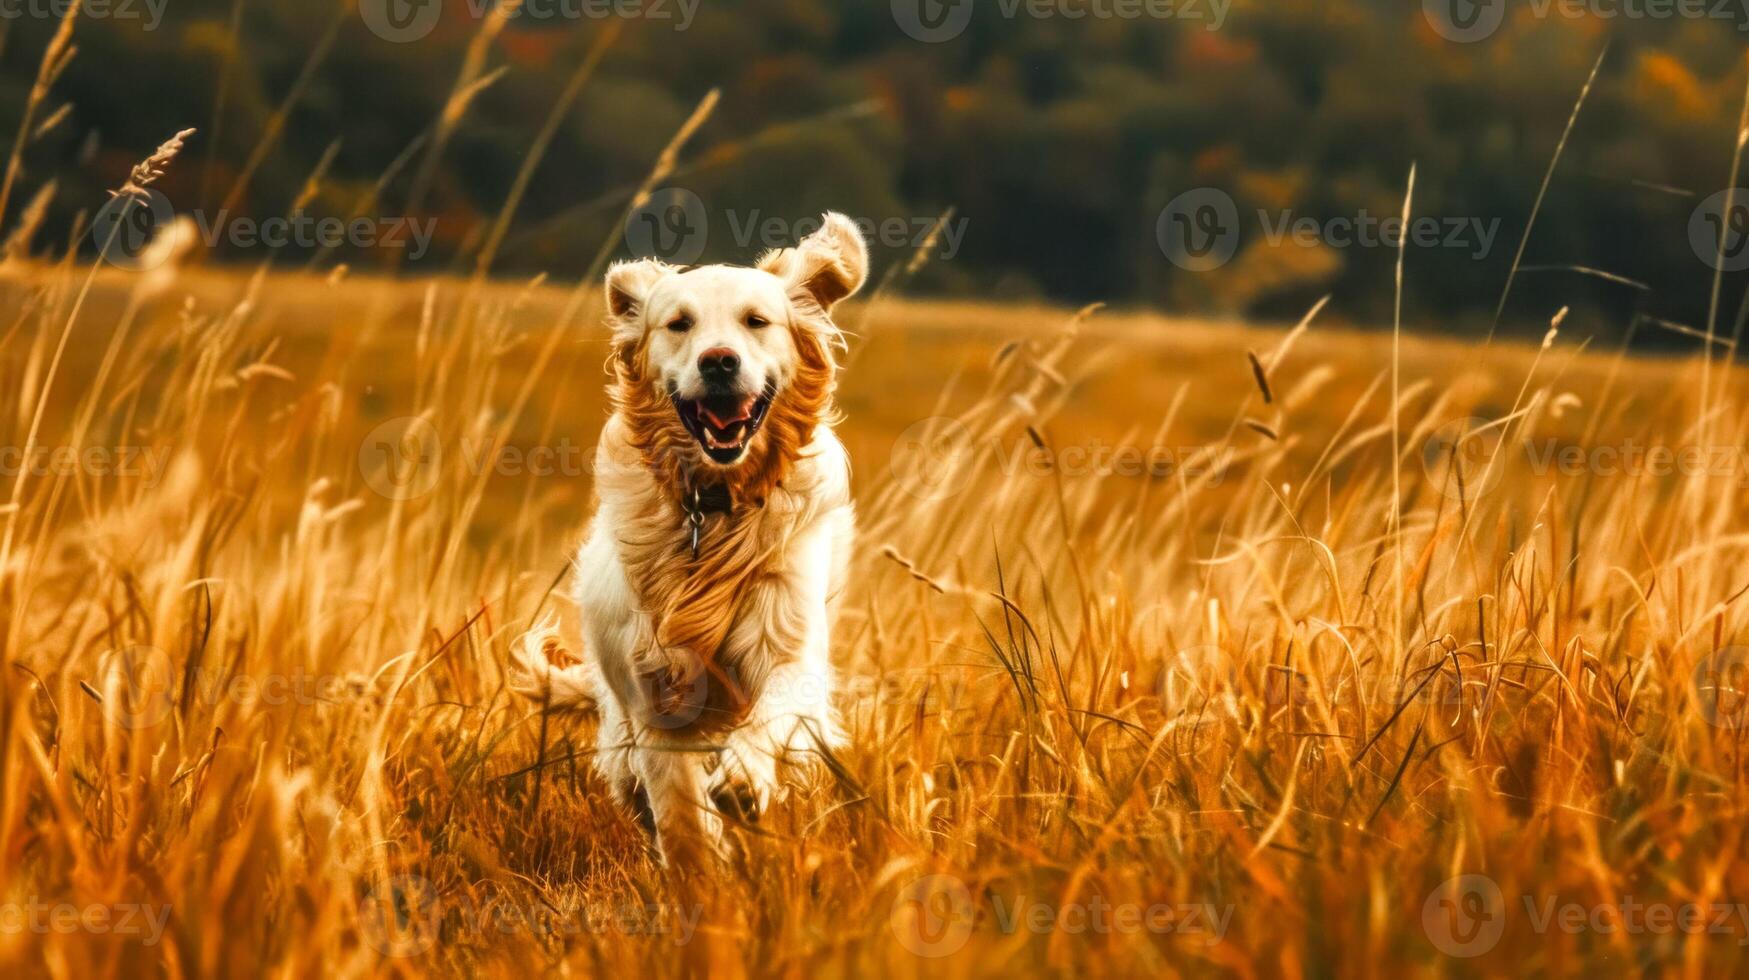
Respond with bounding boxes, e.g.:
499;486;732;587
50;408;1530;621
760;212;869;312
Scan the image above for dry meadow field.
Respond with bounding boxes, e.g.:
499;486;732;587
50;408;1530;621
2;251;1748;978
0;9;1744;973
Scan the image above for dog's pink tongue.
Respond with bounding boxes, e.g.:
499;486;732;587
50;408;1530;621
701;397;756;430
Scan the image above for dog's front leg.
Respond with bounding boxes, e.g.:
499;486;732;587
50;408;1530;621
630;737;727;866
710;545;846;824
713;650;843;824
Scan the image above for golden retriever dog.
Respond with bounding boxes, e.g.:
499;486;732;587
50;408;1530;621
510;213;867;863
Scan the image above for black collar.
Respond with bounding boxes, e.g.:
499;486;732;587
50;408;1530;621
691;483;734;516
682;483;734;559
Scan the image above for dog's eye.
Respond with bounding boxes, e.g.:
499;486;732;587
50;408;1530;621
667;314;693;333
745;314;770;328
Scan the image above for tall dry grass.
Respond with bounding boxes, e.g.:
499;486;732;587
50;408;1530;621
0;256;1747;977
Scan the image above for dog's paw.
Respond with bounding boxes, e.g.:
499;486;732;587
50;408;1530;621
708;744;774;825
708;775;761;824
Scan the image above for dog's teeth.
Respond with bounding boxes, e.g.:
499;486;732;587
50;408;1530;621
700;397;757;430
704;427;744;450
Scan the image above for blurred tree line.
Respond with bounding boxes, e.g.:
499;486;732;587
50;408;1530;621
2;0;1748;343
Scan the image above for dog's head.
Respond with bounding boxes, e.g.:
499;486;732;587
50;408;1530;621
605;212;868;482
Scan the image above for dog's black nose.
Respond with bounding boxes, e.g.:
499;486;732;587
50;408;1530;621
699;347;740;382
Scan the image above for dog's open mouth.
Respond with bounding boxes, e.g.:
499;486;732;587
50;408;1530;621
673;388;773;464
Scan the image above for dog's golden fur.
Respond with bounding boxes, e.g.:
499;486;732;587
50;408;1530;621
606;270;840;735
510;213;866;862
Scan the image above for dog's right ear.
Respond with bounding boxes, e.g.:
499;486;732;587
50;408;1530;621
605;259;669;370
605;258;670;321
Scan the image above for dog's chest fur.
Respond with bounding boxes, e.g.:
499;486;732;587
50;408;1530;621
585;414;851;731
